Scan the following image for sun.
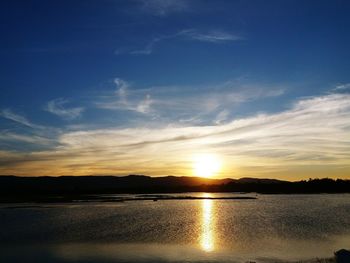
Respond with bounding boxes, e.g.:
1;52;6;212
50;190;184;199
193;154;222;178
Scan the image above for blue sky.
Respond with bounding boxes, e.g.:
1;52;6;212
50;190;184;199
1;0;350;178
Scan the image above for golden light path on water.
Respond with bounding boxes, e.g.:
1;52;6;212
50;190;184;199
200;194;215;252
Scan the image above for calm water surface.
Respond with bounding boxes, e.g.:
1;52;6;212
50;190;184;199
1;193;350;262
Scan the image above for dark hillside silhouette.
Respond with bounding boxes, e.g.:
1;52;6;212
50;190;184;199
0;175;349;203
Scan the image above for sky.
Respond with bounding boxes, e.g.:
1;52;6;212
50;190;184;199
0;0;350;180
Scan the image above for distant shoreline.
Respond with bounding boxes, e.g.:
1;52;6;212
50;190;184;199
1;175;349;203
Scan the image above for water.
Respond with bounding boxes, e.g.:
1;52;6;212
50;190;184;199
1;193;350;262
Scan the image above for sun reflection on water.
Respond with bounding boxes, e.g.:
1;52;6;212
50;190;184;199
200;194;215;252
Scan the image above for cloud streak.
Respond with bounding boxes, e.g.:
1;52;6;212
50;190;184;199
333;83;350;91
118;29;242;55
137;0;189;16
1;93;349;179
96;78;154;114
45;98;84;120
181;29;243;43
0;109;42;129
96;78;284;124
0;132;53;146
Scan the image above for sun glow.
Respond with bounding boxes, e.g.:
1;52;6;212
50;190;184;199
193;154;222;178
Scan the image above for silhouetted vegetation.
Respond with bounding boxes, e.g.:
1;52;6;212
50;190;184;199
0;175;349;203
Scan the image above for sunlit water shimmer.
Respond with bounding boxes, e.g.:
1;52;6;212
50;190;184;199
1;193;350;262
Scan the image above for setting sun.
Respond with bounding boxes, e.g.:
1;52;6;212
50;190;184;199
193;154;222;178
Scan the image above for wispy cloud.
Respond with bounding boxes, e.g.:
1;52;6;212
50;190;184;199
96;78;154;114
215;110;230;125
0;109;58;149
181;29;243;43
118;29;243;55
137;0;189;16
0;109;41;129
97;78;284;125
1;93;349;179
333;83;350;91
0;132;52;146
45;98;84;120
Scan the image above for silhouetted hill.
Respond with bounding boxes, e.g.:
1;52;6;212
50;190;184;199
0;175;349;202
237;177;285;184
0;175;233;194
